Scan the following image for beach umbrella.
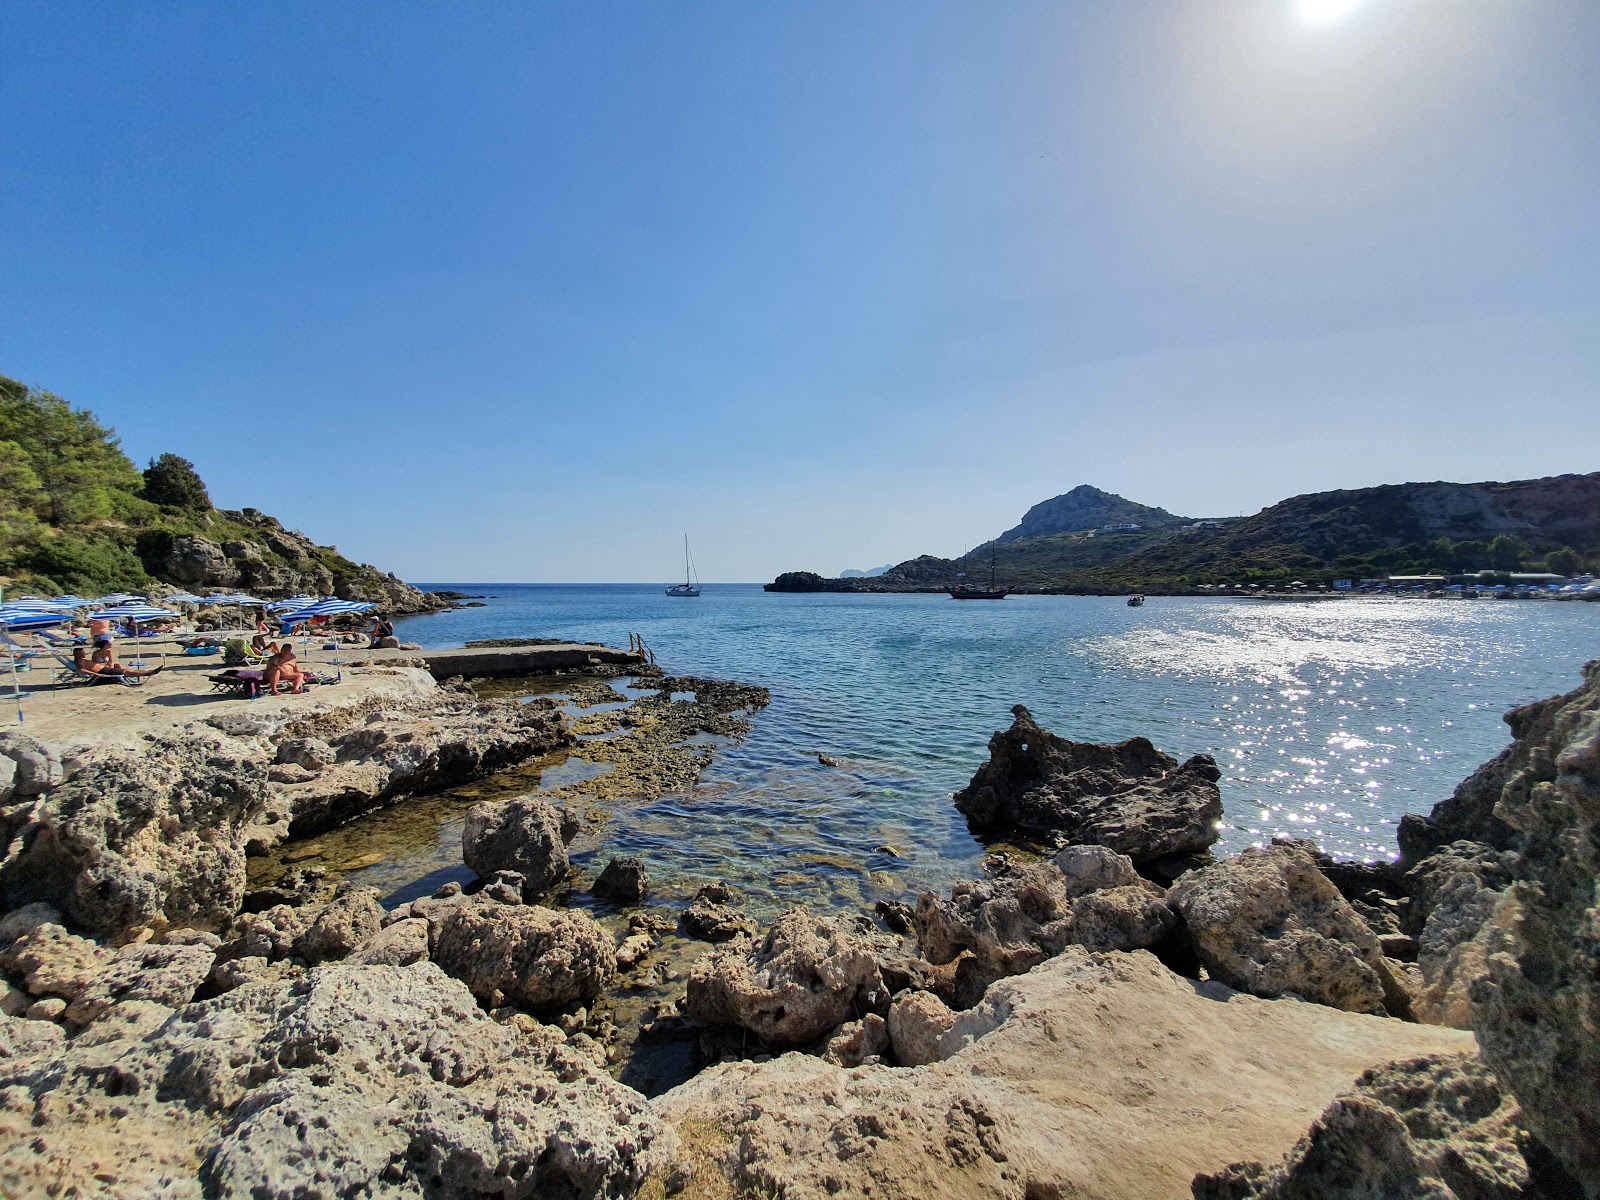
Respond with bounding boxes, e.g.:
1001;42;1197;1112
277;598;373;625
0;604;70;725
164;592;204;605
88;604;178;667
268;595;318;612
91;593;140;606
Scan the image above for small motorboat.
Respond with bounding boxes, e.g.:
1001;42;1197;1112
1127;593;1145;607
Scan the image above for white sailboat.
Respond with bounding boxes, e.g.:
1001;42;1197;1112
665;535;701;597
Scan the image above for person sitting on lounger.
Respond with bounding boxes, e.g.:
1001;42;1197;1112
252;616;275;655
88;618;114;661
263;643;306;695
75;645;162;679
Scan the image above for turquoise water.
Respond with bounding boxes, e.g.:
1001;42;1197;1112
398;587;1599;896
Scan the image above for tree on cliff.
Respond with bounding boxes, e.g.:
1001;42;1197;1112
143;452;212;512
0;375;144;528
1543;547;1578;576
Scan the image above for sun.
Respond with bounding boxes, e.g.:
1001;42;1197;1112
1294;0;1368;26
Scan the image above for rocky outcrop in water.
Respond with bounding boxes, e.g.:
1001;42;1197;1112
912;846;1175;995
0;962;677;1198
660;947;1475;1200
1468;661;1600;1194
1192;1054;1531;1199
1168;839;1405;1016
684;908;892;1049
953;705;1223;862
461;795;571;898
593;856;649;903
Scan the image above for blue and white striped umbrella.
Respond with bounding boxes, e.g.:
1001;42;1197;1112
92;593;141;606
88;605;179;623
269;595;318;611
50;595;95;608
278;598;373;625
0;607;71;631
209;593;267;607
163;592;204;605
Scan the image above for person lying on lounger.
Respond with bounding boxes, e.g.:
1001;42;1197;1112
263;643;306;695
75;646;163;679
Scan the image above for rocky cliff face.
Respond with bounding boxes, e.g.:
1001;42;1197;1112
992;484;1190;544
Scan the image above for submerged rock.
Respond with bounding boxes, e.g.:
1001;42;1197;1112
429;895;615;1011
461;795;570;898
953;705;1222;861
1169;841;1391;1015
0;963;677;1198
684;907;891;1049
681;882;757;942
593;856;649;904
1192;1055;1529;1200
658;947;1475;1200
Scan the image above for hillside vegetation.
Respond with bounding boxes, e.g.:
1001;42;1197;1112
768;475;1600;593
0;372;442;611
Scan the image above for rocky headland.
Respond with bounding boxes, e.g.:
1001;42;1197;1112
0;652;1595;1198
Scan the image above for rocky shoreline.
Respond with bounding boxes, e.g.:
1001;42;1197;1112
0;652;1595;1198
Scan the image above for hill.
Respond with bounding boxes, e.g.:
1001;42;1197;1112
766;475;1600;593
989;484;1191;544
0;372;445;612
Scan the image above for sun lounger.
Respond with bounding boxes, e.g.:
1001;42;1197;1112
51;653;145;687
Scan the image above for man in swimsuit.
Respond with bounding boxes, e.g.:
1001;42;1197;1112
88;618;115;665
75;645;162;679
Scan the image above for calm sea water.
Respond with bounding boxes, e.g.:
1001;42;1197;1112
392;586;1598;908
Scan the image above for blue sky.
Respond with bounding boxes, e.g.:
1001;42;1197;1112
2;1;1597;582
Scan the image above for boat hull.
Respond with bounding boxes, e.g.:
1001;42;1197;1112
948;589;1008;600
665;586;700;597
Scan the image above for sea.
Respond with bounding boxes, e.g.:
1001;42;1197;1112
382;585;1600;917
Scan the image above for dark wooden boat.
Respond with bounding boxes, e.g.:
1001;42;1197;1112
949;553;1008;600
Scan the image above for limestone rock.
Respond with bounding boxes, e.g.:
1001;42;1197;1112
953;705;1223;861
273;737;335;772
1170;841;1389;1014
162;535;240;587
0;922;112;1000
347;918;430;967
429;896;615;1011
681;882;757;942
1404;840;1517;1028
1192;1054;1529;1199
822;1012;889;1067
64;941;215;1025
0;963;677;1198
460;795;570;898
0;902;62;952
291;886;384;966
888;990;957;1067
0;734;60;800
1469;661;1600;1194
683;907;891;1049
0;736;269;939
913;856;1174;987
593;855;649;903
658;948;1475;1200
234;904;306;962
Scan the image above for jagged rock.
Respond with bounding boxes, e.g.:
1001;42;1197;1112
913;853;1174;988
64;941;215;1025
0;902;61;952
683;908;891;1049
273;737;335;772
822;1012;889;1067
1169;841;1389;1015
25;997;66;1022
480;870;527;905
162;535;240;587
593;856;649;903
234;904;306;962
346;918;430;967
953;705;1223;861
888;990;957;1067
460;795;570;898
0;963;677;1198
681;882;757;942
1192;1054;1529;1199
0;734;60;801
429;896;615;1011
0;736;269;939
1469;662;1600;1194
658;948;1475;1200
241;866;331;913
292;886;384;966
1404;840;1517;1028
209;956;304;994
0;922;112;1000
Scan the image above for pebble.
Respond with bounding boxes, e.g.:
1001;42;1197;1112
336;852;386;872
284;844;326;863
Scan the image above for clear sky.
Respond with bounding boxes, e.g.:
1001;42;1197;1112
2;1;1597;582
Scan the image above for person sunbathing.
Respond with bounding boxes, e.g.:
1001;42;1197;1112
76;646;162;679
251;617;274;655
263;644;306;695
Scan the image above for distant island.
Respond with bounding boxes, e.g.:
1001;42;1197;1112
0;371;446;612
767;478;1600;594
838;564;893;578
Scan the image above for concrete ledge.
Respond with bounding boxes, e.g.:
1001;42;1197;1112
418;643;646;680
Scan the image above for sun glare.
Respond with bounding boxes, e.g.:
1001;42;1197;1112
1295;0;1367;26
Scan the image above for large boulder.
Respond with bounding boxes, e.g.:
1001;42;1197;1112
684;908;892;1049
162;535;240;587
461;795;569;898
64;941;215;1025
0;963;677;1198
1193;1054;1530;1199
1469;661;1600;1194
1169;841;1391;1015
429;895;615;1011
0;736;269;939
954;705;1222;862
913;848;1174;987
1402;840;1517;1028
658;947;1475;1200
